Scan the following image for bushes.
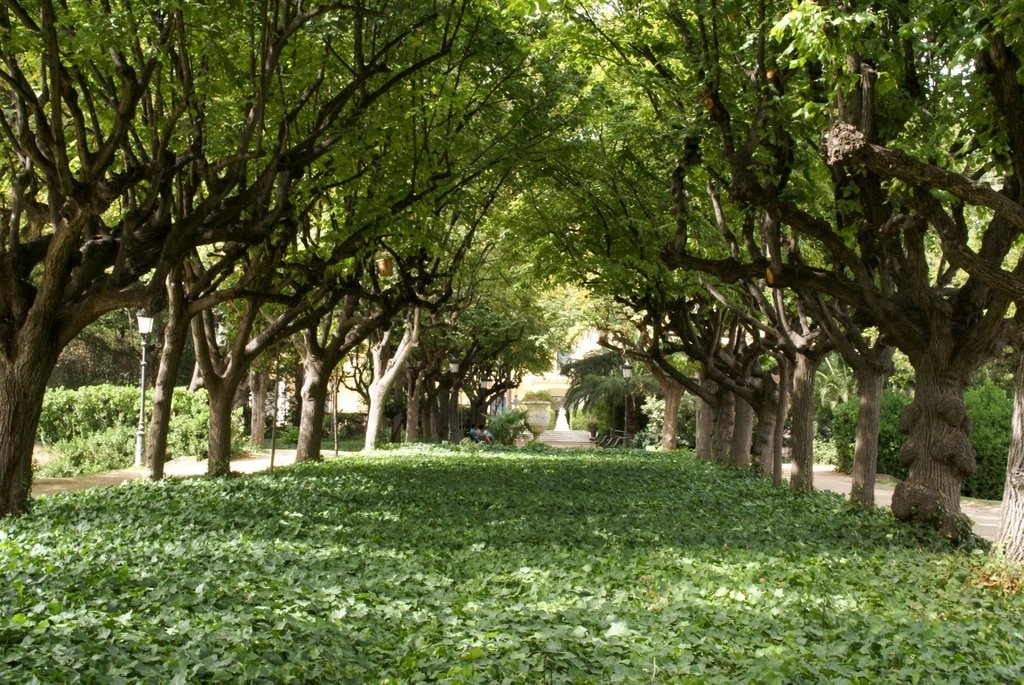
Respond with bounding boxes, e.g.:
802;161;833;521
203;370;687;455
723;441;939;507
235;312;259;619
831;381;1011;501
37;385;140;444
39;425;136;477
485;409;528;446
37;385;240;477
964;382;1012;501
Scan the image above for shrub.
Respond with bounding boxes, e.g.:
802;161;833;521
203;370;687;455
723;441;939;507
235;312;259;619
38;425;135;477
270;425;300;447
814;437;839;467
165;388;213;458
37;384;140;445
638;394;696;449
963;381;1011;501
485;410;527;445
38;385;247;475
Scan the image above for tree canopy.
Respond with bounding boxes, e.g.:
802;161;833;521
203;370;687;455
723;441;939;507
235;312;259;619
5;0;1024;556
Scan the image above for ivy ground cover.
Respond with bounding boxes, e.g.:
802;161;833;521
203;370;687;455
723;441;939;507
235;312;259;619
1;447;1022;683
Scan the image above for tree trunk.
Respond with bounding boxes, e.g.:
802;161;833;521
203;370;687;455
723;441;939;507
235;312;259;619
364;310;420;451
206;385;236;476
849;362;888;508
789;351;821;495
751;373;779;477
365;379;388;449
405;372;422;443
660;379;682;451
772;356;791;489
0;352;56;516
712;386;735;464
695;391;715;461
296;354;327;463
147;276;192;480
425;390;441;441
250;370;269;449
891;367;974;540
731;396;753;467
998;346;1024;561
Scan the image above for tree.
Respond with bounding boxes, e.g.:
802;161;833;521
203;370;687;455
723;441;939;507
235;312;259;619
364;310;421;450
551;0;1021;541
0;0;475;515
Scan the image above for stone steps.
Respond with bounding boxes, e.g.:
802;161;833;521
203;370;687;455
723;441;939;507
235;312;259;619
538;429;595;448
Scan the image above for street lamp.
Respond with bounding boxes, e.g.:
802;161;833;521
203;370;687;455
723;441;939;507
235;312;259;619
448;357;460;443
622;359;633;447
134;311;155;467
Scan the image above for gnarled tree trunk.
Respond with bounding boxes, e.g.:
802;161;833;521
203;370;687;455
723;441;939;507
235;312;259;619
206;386;236;477
731;397;753;467
751;367;781;478
647;363;683;450
848;358;890;508
695;387;716;461
712;388;735;464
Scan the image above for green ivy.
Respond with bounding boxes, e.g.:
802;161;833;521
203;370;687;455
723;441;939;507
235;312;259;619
2;448;1021;683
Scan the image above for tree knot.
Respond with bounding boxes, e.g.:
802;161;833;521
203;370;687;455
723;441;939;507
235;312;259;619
824;122;868;167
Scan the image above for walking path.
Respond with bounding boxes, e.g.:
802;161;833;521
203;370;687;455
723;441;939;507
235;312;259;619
782;463;1001;542
32;450;1002;541
31;450;300;497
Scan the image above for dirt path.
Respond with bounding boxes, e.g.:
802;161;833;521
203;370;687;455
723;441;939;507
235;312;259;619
31;450;300;497
782;463;1001;542
33;452;1002;541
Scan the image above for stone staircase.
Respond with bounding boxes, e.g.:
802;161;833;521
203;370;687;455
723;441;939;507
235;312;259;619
537;429;595;448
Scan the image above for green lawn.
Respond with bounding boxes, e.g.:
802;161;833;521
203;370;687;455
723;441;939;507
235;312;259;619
1;447;1022;683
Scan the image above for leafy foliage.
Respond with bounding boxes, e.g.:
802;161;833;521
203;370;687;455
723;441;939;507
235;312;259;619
484;409;528;446
2;448;1021;682
963;382;1013;501
37;425;136;477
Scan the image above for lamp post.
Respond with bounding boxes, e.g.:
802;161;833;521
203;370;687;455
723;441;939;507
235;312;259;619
134;311;155;467
622;359;632;447
449;358;460;443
